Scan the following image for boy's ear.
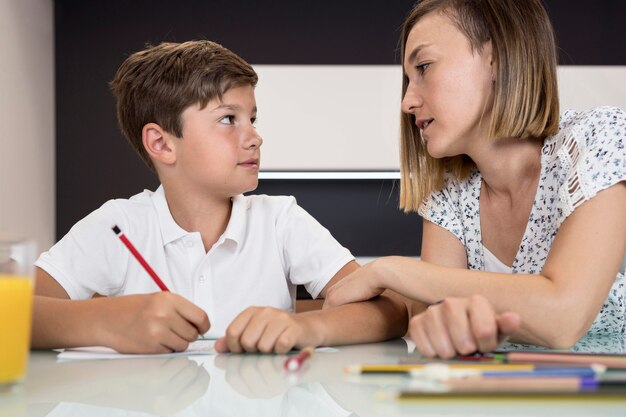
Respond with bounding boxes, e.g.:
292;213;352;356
142;123;176;166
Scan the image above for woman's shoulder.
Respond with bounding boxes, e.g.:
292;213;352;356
558;106;625;138
544;106;625;155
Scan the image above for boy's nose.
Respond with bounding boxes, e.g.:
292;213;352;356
245;128;263;149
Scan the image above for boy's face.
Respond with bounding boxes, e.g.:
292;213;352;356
173;85;262;198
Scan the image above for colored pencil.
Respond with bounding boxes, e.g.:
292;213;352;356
112;225;170;291
284;347;315;372
459;351;626;369
345;363;536;374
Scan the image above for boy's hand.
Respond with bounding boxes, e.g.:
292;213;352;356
215;307;319;354
409;295;521;359
101;292;210;354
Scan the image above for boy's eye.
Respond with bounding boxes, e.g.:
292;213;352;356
219;115;235;125
251;117;257;125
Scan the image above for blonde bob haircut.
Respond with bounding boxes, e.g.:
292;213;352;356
399;0;560;212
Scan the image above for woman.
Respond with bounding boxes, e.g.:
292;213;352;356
325;0;625;358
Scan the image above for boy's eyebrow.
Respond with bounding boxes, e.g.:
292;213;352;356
211;103;258;113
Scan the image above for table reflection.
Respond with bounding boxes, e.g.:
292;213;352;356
5;336;625;417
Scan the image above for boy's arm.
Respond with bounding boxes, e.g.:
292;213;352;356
310;260;409;344
215;261;409;353
32;267;210;353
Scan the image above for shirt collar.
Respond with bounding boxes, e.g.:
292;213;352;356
152;186;248;247
152;185;190;245
222;194;248;246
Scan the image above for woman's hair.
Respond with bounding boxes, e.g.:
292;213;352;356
399;0;560;212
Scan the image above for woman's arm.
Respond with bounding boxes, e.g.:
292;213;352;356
215;261;409;353
326;183;626;348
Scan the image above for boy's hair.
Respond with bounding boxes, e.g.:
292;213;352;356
110;40;258;172
398;0;560;212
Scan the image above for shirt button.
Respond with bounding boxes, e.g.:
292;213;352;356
199;275;206;283
185;240;194;248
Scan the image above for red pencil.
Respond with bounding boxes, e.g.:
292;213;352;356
284;347;315;372
112;225;170;292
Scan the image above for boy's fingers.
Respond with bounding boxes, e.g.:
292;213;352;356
256;320;290;353
172;295;211;334
215;337;229;353
238;312;272;353
159;331;190;353
169;314;202;342
224;309;255;353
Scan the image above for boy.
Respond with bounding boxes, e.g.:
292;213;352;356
32;40;407;354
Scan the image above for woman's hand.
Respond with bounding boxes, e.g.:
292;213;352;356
322;262;386;309
409;295;521;359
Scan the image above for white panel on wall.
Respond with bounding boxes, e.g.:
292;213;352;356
254;65;403;171
0;0;55;251
254;65;626;172
558;66;626;111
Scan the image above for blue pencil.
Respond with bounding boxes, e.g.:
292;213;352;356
481;367;600;378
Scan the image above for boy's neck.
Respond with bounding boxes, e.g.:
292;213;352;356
161;183;233;253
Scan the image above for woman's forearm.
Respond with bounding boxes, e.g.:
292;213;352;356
369;256;600;348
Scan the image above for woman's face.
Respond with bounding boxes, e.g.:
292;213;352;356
401;11;495;159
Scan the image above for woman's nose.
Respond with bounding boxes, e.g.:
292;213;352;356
401;83;422;114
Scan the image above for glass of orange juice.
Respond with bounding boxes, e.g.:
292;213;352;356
0;235;36;390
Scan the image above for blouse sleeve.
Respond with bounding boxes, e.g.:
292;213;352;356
418;173;466;243
559;106;626;218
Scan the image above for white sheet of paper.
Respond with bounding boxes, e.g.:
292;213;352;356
57;339;216;361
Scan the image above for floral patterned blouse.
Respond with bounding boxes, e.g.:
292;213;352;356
418;106;626;336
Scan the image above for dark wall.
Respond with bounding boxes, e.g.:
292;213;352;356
54;0;625;256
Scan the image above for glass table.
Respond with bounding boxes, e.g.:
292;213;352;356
1;335;625;417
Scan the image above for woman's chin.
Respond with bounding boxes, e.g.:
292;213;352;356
425;141;450;159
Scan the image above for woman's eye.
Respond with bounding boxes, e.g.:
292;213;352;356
416;63;430;75
219;115;235;125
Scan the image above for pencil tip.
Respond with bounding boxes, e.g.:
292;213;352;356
112;225;121;234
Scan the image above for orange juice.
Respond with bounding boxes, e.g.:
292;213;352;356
0;276;33;384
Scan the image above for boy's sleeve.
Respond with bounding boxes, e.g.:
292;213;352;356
35;201;128;300
276;197;354;299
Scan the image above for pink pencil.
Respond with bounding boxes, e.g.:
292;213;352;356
505;352;626;369
112;225;170;292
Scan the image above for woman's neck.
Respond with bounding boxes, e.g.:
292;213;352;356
471;136;543;200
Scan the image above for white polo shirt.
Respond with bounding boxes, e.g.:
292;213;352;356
36;186;354;337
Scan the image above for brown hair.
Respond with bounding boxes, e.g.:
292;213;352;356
399;0;560;212
110;40;258;171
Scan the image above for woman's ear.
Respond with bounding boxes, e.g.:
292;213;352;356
142;123;176;166
484;40;496;82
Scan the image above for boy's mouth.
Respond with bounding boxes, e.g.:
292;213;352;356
238;158;259;169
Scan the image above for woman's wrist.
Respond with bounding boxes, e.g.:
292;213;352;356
368;256;400;292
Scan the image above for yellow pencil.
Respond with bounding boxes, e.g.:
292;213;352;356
345;363;536;374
